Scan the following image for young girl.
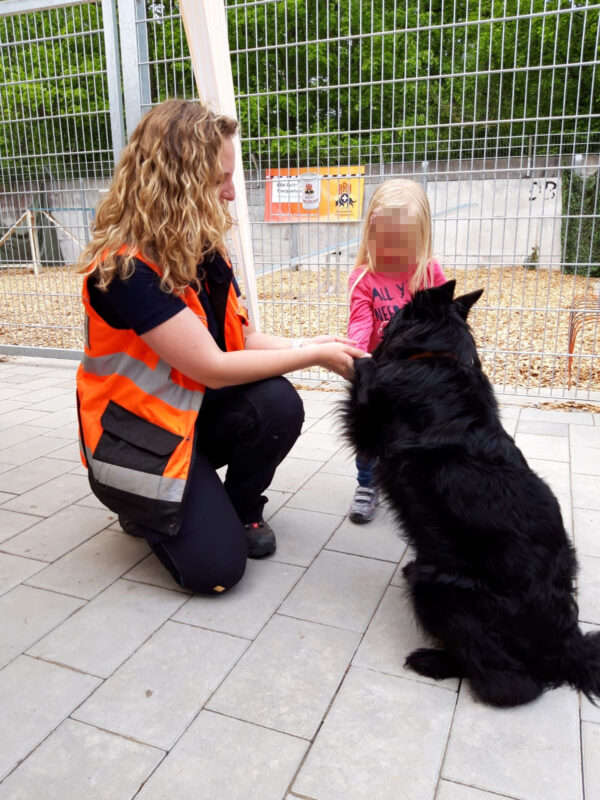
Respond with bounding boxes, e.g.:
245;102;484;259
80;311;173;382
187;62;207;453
347;178;447;523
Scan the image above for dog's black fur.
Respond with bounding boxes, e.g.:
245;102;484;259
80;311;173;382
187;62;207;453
343;279;600;707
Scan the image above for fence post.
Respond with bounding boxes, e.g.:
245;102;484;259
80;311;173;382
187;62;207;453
101;0;126;164
118;0;152;140
26;210;41;276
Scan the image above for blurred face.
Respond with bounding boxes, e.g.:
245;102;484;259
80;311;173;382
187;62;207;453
367;206;420;270
218;137;236;203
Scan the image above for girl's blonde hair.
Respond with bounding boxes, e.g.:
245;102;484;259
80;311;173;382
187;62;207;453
78;98;238;293
354;178;434;294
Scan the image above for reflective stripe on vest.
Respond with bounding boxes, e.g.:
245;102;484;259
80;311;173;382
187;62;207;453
81;351;203;414
85;445;185;502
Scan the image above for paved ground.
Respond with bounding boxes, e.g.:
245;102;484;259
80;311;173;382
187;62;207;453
0;356;599;800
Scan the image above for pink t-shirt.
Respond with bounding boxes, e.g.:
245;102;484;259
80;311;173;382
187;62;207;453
348;260;447;352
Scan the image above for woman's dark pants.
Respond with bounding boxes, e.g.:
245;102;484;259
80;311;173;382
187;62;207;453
128;377;304;594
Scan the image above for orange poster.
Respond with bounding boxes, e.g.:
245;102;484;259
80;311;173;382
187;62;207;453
264;166;365;222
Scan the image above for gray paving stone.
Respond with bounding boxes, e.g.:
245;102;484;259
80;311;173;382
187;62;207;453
3;472;90;515
0;399;24;415
321;445;356;477
517;419;568;437
288;430;343;461
498;403;521;419
279;549;395;633
0;384;24;399
574;508;600;557
437;782;515;800
28;579;186;677
268;456;323;492
124;553;191;593
73;620;248;749
208;614;360;738
172;559;304;639
44;441;81;462
326;506;406;562
0;409;50;429
0;424;52;450
13;386;72;404
571;424;600;448
353;585;459;691
572;475;600;510
25;529;149;599
520;408;594;425
24;393;75;412
307;411;343;434
0;491;16;504
0;435;77;466
527;457;571;496
572;445;600;475
0;552;45;596
583;723;600;800
294;666;456;800
0;719;163;800
0;585;83;669
286;472;359;516
269;506;342;566
45;421;79;439
442;685;582;800
0;509;40;543
515;432;569;462
0;456;73;494
0;504;117;561
578;555;600;625
0;655;100;781
301;400;341;419
136;710;307;800
25;407;78;429
75;491;110;510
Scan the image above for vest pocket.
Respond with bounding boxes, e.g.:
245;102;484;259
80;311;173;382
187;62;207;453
94;400;183;476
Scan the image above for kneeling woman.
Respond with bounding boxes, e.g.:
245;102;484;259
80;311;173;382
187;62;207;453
76;99;364;594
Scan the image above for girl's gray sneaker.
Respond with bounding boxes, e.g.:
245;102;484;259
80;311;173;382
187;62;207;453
348;485;378;523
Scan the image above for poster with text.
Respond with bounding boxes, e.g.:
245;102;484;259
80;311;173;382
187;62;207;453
264;166;365;222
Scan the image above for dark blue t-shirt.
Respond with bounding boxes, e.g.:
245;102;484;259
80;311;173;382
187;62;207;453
87;252;241;351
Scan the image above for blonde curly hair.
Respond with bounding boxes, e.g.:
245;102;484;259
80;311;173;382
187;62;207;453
354;178;434;295
79;98;238;293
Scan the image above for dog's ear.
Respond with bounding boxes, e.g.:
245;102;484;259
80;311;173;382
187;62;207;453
353;356;377;405
455;288;484;319
424;279;456;305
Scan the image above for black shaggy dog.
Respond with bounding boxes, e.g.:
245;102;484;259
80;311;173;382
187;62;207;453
343;279;600;707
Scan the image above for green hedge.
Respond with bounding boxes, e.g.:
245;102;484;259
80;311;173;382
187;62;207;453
561;169;600;278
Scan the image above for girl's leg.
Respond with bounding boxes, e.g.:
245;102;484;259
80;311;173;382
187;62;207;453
356;453;374;487
349;453;378;523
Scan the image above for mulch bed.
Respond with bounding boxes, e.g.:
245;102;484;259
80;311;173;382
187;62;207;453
1;264;598;396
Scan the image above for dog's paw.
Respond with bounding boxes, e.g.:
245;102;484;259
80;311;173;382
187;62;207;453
405;648;463;679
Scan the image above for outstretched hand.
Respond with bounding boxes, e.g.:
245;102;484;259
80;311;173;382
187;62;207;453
313;341;370;380
306;334;360;347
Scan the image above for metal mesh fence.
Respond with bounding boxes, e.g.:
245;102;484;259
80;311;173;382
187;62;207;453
0;0;598;399
0;0;118;353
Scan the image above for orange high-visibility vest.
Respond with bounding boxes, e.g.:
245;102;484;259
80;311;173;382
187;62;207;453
76;247;248;536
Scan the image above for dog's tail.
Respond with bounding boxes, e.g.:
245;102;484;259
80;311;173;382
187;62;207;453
562;629;600;703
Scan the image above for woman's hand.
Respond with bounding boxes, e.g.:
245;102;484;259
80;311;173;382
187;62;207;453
312;342;370;380
303;334;359;347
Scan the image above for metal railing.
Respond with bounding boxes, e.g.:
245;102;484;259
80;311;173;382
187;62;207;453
0;0;598;399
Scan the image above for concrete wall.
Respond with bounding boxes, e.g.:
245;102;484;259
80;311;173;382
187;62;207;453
1;171;565;271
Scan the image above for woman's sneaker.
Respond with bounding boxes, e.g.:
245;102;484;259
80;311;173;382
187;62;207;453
348;485;378;524
244;519;276;558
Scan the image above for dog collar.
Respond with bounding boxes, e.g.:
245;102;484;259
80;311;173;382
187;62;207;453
408;351;456;361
